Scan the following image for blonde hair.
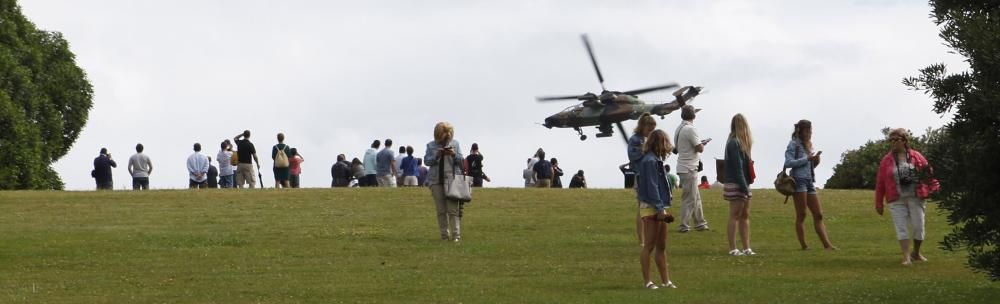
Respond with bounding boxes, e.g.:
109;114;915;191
888;128;910;150
633;113;657;136
642;129;673;159
434;122;454;144
729;114;753;158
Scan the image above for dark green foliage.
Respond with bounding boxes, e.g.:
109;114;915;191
903;0;1000;280
824;128;937;190
0;0;93;190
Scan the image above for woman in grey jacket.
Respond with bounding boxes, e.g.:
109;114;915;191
784;120;835;250
424;122;465;242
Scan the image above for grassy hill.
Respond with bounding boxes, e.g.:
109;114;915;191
1;188;997;303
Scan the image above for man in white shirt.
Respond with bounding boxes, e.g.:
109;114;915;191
395;145;407;186
127;143;153;190
675;105;710;232
187;143;210;189
216;140;234;188
362;140;380;187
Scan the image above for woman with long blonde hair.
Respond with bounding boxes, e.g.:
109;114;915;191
629;113;657;246
636;129;676;289
723;114;755;256
423;122;466;242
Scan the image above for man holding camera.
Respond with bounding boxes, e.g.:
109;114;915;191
675;105;710;233
93;148;117;190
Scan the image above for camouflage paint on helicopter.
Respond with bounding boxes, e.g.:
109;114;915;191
537;34;704;141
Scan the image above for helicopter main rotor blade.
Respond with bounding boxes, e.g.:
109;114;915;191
582;34;606;91
616;121;628;144
536;95;584;102
622;83;680;96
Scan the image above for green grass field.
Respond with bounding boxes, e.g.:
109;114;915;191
1;188;997;303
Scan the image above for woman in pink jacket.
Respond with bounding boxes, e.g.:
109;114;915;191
874;128;939;266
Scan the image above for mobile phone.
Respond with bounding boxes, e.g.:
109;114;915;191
701;138;712;145
816;151;823;156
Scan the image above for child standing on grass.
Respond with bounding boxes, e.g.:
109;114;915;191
636;129;676;289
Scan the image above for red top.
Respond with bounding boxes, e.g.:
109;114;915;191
698;181;710;189
874;149;939;209
290;155;304;175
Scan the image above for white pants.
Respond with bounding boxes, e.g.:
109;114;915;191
679;173;708;230
377;175;397;187
889;196;926;240
403;176;418;186
430;184;462;240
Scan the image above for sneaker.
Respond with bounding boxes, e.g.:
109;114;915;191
453;237;461;243
660;281;677;289
644;282;659;290
742;248;756;256
695;225;710;231
728;249;743;256
678;228;690;233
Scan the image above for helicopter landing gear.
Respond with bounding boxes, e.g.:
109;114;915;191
574;127;587;141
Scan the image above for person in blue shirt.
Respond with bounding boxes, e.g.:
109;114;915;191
784;119;836;250
400;146;419;186
635;129;676;289
628;113;657;247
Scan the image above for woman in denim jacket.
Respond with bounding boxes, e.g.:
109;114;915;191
784;120;836;250
424;122;465;242
635;129;676;289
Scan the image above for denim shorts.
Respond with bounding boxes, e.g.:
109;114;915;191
794;177;817;195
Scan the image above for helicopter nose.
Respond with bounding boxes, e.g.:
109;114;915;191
543;116;558;128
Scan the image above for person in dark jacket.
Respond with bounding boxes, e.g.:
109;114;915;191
550;158;565;188
93;148;117;190
207;156;219;188
569;170;587;188
466;143;485;187
331;154;353;187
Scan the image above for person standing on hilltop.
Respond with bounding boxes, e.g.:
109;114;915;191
93;147;117;190
234;130;261;188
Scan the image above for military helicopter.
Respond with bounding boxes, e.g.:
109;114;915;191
537;34;703;141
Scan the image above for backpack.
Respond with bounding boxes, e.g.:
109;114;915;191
274;145;289;168
230;151;239;166
775;143;803;203
774;169;796;203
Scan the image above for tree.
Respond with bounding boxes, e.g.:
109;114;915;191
0;0;93;190
903;0;1000;280
824;128;935;190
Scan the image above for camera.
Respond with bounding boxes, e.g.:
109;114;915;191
899;168;917;186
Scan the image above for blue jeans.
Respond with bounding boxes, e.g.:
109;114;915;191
219;175;234;188
794;177;817;195
132;177;149;190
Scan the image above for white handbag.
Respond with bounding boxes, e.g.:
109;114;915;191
445;162;473;203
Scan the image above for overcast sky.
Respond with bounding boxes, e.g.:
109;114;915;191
21;0;964;190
